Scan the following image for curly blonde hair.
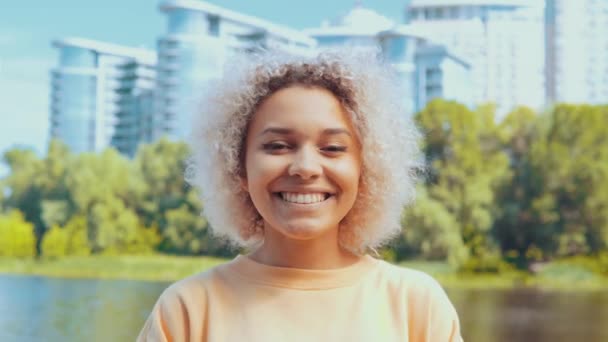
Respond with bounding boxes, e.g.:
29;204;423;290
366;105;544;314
186;48;422;254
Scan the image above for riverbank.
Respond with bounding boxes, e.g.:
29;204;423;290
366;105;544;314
0;254;226;282
1;254;607;290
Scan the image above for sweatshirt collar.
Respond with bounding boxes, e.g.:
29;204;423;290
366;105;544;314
225;254;378;290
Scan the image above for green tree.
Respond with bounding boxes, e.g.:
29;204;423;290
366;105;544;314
2;140;73;255
493;107;550;266
133;138;230;255
415;100;510;268
0;210;36;257
65;148;155;254
528;104;608;257
41;225;69;258
494;104;608;265
0;179;5;212
62;215;91;256
2;148;44;253
39;140;73;226
398;187;468;266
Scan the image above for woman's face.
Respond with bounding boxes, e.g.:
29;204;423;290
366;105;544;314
242;85;362;241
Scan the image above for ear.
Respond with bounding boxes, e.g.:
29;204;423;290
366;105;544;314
239;176;249;192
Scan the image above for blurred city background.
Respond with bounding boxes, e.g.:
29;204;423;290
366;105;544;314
1;0;607;341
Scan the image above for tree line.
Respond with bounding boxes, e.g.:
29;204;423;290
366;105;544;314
1;100;607;272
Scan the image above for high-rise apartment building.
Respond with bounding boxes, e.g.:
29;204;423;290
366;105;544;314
545;0;608;104
406;0;546;117
48;0;608;159
413;41;473;111
306;6;472;114
155;0;316;140
304;6;395;47
50;38;156;156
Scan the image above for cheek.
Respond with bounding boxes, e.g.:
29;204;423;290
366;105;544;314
331;157;362;194
245;152;286;187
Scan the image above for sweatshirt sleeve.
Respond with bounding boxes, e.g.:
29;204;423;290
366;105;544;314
427;279;464;342
136;283;204;342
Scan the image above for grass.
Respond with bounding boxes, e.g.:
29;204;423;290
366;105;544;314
526;261;608;290
0;254;227;282
1;255;608;290
400;259;608;290
400;260;530;289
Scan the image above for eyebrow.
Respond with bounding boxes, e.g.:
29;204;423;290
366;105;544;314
258;127;353;137
323;128;352;137
258;127;293;137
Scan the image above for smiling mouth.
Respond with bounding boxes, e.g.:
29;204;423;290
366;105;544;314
274;192;333;205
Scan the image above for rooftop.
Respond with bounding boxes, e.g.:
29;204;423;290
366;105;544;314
416;43;470;67
408;0;537;7
376;25;427;40
53;37;157;64
305;5;395;37
160;0;315;46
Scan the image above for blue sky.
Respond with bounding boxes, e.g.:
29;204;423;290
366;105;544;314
0;0;409;173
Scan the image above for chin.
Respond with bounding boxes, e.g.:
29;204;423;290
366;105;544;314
275;220;335;240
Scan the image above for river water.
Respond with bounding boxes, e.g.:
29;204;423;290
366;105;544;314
0;275;606;341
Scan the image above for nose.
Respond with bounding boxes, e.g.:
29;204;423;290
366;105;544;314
288;145;322;180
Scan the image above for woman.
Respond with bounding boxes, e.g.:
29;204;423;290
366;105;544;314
137;49;463;342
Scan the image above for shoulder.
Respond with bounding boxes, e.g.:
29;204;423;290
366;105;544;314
158;262;231;305
373;258;446;295
137;264;231;341
372;259;463;342
373;259;459;319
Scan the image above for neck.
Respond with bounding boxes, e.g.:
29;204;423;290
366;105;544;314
248;224;361;269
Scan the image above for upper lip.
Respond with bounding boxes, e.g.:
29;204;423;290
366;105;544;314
275;188;336;195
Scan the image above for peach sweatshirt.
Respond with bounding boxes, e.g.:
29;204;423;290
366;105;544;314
137;254;463;342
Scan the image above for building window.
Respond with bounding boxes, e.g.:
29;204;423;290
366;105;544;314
60;47;96;68
409;8;417;20
425;67;441;81
168;9;206;34
464;6;474;19
208;15;220;36
425;84;442;98
449;6;459;19
434;8;444;19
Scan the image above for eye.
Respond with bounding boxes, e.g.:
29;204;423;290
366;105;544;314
322;145;347;153
262;142;290;151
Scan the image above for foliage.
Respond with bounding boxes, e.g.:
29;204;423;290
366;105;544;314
0;254;228;282
2;147;45;253
1;102;607;273
409;100;510;268
494;104;608;266
41;225;69;258
0;138;228;258
41;216;92;258
0;210;36;257
133;139;233;256
62;215;92;256
397;186;468;266
534;105;608;256
492;107;547;267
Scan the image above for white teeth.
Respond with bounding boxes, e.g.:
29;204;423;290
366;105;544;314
280;192;328;204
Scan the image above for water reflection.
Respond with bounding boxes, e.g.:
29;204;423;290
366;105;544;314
449;288;608;342
0;275;606;342
0;275;168;342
